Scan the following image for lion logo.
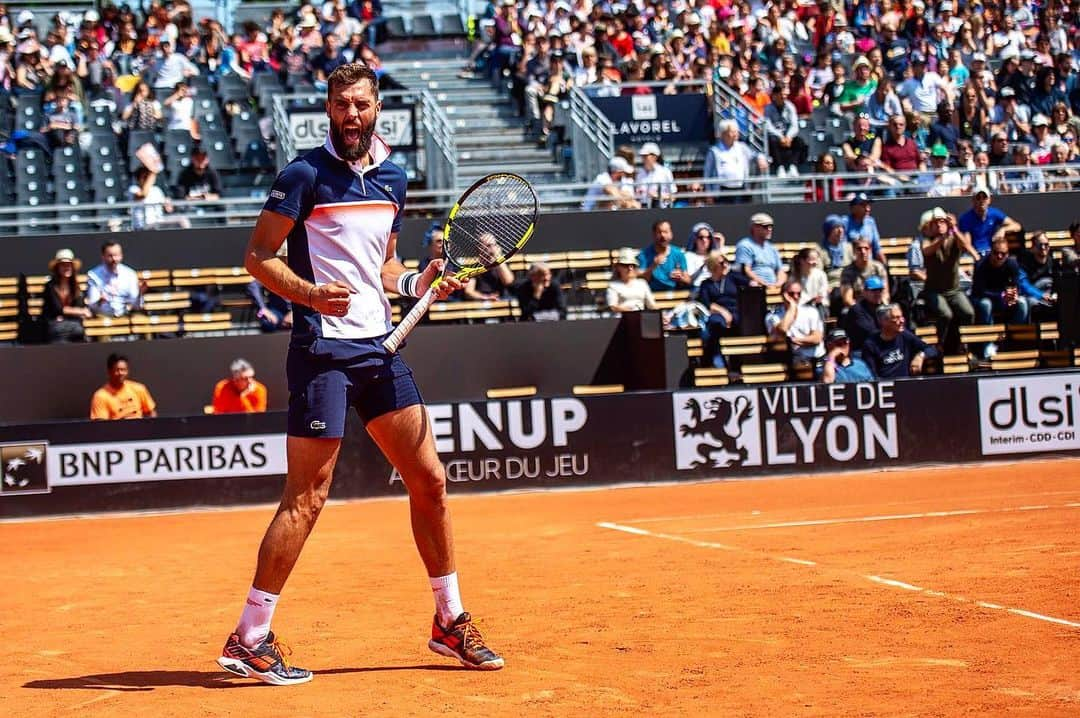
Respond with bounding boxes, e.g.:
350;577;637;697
679;396;754;469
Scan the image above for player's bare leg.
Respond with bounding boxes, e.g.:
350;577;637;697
217;436;340;685
253;436;342;592
367;404;504;670
367;405;453;576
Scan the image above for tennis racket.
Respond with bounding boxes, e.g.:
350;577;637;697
383;172;538;352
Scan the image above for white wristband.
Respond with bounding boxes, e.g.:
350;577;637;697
396;271;421;298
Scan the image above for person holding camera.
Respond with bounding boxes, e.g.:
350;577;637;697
920;206;979;354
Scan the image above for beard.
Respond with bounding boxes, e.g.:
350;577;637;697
330;119;375;162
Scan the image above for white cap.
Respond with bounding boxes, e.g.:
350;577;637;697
608;156;633;174
972;183;992;197
639;142;661;157
83;9;100;23
16;10;33;25
939;1;953;11
919;206;948;230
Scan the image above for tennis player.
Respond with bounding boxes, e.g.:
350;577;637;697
216;63;503;685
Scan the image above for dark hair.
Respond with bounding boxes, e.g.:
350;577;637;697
106;353;128;370
327;62;379;100
100;239;120;253
1069;221;1080;234
651;219;670;233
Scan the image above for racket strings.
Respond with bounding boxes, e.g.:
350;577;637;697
446;179;536;269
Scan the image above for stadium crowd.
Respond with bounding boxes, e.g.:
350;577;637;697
463;0;1080;195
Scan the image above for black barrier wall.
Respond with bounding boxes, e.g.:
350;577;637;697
4;192;1077;274
3;370;1078;518
0;317;690;423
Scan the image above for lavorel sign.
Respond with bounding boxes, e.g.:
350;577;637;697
978;374;1080;455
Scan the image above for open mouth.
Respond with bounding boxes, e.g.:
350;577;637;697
343;126;362;143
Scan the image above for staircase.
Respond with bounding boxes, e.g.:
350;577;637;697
384;61;570;188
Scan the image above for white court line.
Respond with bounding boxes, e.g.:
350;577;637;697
678;503;1080;533
598;521;1080;630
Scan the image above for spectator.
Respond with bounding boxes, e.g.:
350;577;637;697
86;240;146;317
635;142;677;208
1001;143;1045;194
149;38;199;90
311;33;347;89
836;56;876;113
211;358;268;414
957;185;1022;255
1063;221;1080;271
163;81;196;138
927;101;960;155
991;87;1031;142
417;221;443;274
177;148;222;200
841;237;891;307
898;51;952;128
821;214;853;290
920;206;979;354
684;222;723;287
1044;143;1079;191
875;113;925;190
638;219;690;291
842;115;880;171
1029;115;1056;163
863;77;903;133
90;353;157;420
516;262;566;321
767;279;825;366
926;144;964;196
734;213;785;288
121;80;162;130
703;119;768;203
843;192;885;263
696;251;747;366
41;248;90;343
1017;231;1059;322
40;93;80;149
463;233;515;300
764;83;807;177
841;274;887;353
607;247;657;312
246;279;292;332
821;329;875;384
970;235;1050;331
130;166;191;230
808;152;845;203
581;156;639;211
862;304;930;378
791;246;830;322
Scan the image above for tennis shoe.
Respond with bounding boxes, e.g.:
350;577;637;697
217;631;313;685
429;612;504;670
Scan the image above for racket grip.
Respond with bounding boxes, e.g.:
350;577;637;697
383;286;437;353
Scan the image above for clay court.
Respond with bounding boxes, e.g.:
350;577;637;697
5;458;1079;717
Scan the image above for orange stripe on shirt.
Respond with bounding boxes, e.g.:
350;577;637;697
310;199;398;216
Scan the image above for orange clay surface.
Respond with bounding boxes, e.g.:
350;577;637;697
4;459;1079;717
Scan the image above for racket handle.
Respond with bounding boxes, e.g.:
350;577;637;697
383;286;437;353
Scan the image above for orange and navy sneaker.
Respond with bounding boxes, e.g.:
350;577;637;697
429;612;505;670
216;631;313;685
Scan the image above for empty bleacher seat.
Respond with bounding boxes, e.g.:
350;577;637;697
440;13;466;36
384;16;406;38
411;14;437;36
202;129;237;171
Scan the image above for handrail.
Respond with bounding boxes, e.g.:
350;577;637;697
420;88;458;190
568;85;616;183
711;70;768;161
4;162;1076;235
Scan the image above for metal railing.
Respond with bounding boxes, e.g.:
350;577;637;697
711;71;768;161
3;162;1076;236
420;88;459;190
568;85;615;183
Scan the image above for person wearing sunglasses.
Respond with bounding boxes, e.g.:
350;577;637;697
766;279;825;367
970;234;1053;337
1017;231;1060;322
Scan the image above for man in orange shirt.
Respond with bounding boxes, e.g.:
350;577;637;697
211;358;267;414
90;353;158;420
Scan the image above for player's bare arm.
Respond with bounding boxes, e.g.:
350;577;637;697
245;209;352;316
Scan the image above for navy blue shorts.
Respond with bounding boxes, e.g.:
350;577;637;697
286;336;422;438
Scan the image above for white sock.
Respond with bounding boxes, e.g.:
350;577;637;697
237;586;278;648
430;573;464;626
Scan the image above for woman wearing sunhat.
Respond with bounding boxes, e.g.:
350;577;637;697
42;248;90;343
